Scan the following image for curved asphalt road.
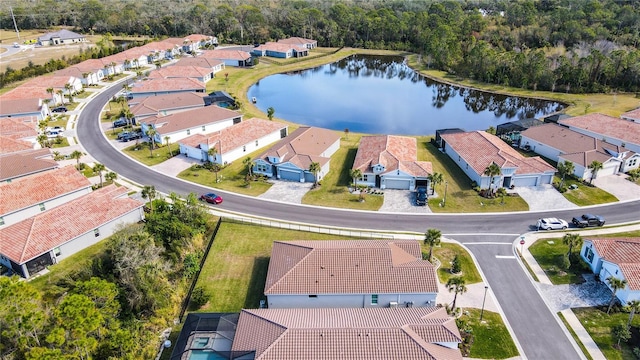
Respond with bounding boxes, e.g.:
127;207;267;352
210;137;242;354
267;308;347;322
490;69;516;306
79;78;640;360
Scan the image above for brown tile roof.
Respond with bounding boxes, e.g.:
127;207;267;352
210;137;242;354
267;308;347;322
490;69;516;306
0;87;51;102
148;65;212;79
353;135;432;176
0;98;42;115
145;106;241;135
55;59;114;74
256;42;306;53
173;57;222;69
180;118;286;154
232;307;462;360
129;92;206;117
277;37;317;46
184;34;213;42
0;166;91;216
259;126;340;169
441;131;556;175
21;75;75;89
0;117;38;140
265;240;438;295
0;149;57;181
162;37;187;46
201;49;251;61
0;136;34;154
589;237;640;290
622;107;640;121
130;77;205;94
559;113;640;146
0;185;143;264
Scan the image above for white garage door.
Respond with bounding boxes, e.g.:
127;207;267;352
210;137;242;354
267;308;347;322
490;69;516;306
539;174;553;185
596;163;618;177
513;176;538;187
384;178;411;190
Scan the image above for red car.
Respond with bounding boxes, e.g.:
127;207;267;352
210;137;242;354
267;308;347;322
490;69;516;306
199;193;223;204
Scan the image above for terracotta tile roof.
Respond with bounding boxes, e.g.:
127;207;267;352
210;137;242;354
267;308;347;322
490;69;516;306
0;117;38;140
256;42;306;53
0;185;143;264
1;87;51;102
55;59;114;74
173;57;222;69
145;105;241;135
148;65;212;79
0;166;91;216
559;113;640;146
259;126;340;168
589;237;640;290
441;131;556;175
184;34;213;42
0;98;42;115
353;135;432;176
622;107;640;121
0;136;34;154
232;307;462;360
162;37;187;46
264;240;438;295
201;49;251;61
130;77;205;94
277;37;317;46
181;118;286;154
22;75;76;88
129;92;206;117
0;149;57;181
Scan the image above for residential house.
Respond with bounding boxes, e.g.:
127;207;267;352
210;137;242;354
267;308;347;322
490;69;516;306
149;65;215;83
265;240;438;309
200;49;253;67
38;29;86;46
559;113;640;154
55;58;123;85
0;98;49;120
253;126;341;183
521;124;639;178
231;307;463;360
0;185;144;279
0;116;39;144
251;42;308;58
129;78;205;99
581;237;640;305
179;118;287;164
22;75;83;97
440;131;556;189
184;34;218;50
172;57;225;75
104;48;149;70
0;149;57;182
140;105;242;144
621;107;640;123
0;86;64;106
277;36;318;49
0;166;91;227
352;135;432;190
0;136;34;154
129;92;207;122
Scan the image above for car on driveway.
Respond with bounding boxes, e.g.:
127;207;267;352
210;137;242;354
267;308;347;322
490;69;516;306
572;214;605;228
119;131;142;142
415;186;427;206
199;193;223;204
113;118;127;128
536;218;569;230
52;106;67;113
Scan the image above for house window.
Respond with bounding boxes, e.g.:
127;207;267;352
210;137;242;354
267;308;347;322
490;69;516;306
256;163;268;172
255;140;259;146
186;129;191;135
458;156;461;161
233;117;241;124
94;229;100;237
309;295;318;298
371;294;378;305
39;203;45;211
586;248;594;263
54;247;61;256
243;145;246;152
202;126;206;131
362;175;368;182
280;128;287;138
0;217;4;225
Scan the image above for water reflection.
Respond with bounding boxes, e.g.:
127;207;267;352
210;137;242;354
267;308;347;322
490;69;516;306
247;55;564;135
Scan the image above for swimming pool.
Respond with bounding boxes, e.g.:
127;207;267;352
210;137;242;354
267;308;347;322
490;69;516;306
189;349;226;360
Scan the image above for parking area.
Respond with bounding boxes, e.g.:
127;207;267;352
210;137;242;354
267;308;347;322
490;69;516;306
512;184;578;211
592;173;640;201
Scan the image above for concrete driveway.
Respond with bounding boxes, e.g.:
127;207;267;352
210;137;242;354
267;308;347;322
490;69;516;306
258;181;313;204
378;189;432;213
592;173;640;201
513;184;578;211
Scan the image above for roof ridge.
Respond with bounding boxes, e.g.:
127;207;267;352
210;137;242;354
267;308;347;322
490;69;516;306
19;218;37;262
264;242;314;293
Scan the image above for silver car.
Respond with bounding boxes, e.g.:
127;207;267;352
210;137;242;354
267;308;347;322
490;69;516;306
536;218;569;230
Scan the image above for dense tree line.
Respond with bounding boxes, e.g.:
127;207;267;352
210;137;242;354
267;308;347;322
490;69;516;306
2;0;640;93
0;193;212;360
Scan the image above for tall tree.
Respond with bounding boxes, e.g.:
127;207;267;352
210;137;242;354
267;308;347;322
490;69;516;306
423;228;441;262
625;300;640;328
92;163;106;188
350;168;362;190
562;233;582;256
427;172;444;196
164;136;172;157
588;160;603;184
105;171;117;184
557;160;575;189
446;276;467;310
69;150;84;170
64;83;74;103
0;277;46;353
267;107;275;120
483;162;502;194
141;185;158;214
146;128;157;157
208;146;220;183
607;276;628;314
309;161;321;186
243;157;254;177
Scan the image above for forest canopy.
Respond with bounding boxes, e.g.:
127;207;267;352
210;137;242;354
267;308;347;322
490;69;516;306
2;0;640;92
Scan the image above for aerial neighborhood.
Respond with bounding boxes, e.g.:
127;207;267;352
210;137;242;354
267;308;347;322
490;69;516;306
1;6;640;359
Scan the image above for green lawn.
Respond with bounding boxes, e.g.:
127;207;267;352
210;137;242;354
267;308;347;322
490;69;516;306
122;142;180;166
529;236;591;285
431;242;482;284
557;176;618;206
50;137;70;148
74;90;92;99
574;307;640;360
47;115;68;127
458;309;520;359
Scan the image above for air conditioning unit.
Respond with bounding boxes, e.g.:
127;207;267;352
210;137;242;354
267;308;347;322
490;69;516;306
405;301;414;308
389;301;398;308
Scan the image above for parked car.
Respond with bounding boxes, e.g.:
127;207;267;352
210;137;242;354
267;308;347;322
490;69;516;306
572;214;605;228
46;131;62;139
199;193;223;204
119;131;142;142
416;186;427;206
46;126;64;133
52;106;67;113
536;218;569;230
113;118;127;128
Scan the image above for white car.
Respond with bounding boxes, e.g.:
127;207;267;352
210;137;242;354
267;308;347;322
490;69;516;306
536;218;569;230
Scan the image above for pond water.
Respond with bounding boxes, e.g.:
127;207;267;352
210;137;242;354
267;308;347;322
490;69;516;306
247;55;565;136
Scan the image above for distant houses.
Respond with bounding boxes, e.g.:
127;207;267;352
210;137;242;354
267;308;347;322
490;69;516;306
38;29;86;46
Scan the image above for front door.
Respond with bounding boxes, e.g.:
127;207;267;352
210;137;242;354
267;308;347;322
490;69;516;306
375;175;381;188
502;176;512;188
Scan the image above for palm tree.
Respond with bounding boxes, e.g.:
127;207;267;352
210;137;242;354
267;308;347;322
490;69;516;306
57;90;65;105
64;83;74;103
483;162;502;195
69;150;84;170
423;228;441;262
267;107;275;120
427;172;444;196
243;157;255;177
496;187;507;204
146;128;157;156
92;163;106;188
557;160;575;189
309;161;321;186
562;233;582;256
446;277;467;310
588;160;603;184
350;169;362;190
105;171;117;184
607;276;628;314
208;146;220;182
344;128;349;139
625;300;640;328
164;136;172;157
46;87;54;102
141;185;158;214
36;134;49;148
